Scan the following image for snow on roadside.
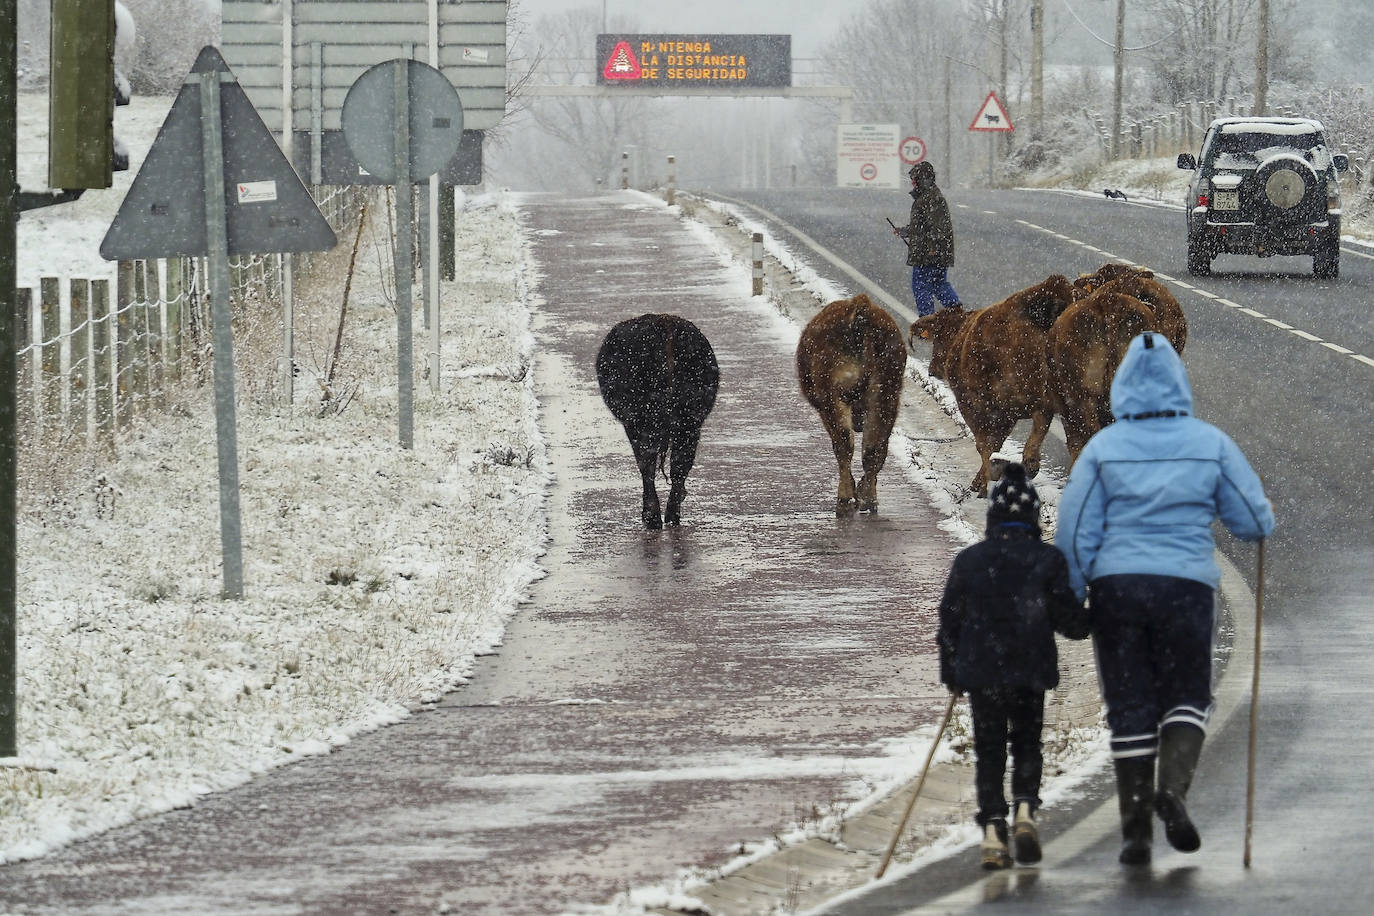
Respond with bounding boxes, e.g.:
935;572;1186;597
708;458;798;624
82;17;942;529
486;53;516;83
2;88;551;862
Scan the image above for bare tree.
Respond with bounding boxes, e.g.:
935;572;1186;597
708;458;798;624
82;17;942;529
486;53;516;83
495;7;662;190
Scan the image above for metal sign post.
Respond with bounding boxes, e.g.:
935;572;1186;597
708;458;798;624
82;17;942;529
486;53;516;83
101;46;337;599
392;60;415;449
198;70;246;598
341;58;463;450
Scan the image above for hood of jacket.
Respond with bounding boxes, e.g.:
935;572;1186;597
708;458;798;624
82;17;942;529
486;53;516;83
909;161;937;192
1110;331;1193;420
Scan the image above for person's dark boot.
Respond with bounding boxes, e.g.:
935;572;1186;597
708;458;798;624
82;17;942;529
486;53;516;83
1114;756;1155;865
1155;723;1205;852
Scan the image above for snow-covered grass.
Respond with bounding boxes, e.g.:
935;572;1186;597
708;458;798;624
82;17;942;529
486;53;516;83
3;92;551;863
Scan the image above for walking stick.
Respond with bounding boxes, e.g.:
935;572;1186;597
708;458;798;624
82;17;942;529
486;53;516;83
1244;537;1266;868
876;692;958;878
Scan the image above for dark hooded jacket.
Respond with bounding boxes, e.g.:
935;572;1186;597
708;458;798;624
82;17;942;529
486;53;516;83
937;522;1089;692
902;161;955;268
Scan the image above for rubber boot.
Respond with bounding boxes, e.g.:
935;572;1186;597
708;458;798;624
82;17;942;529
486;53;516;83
980;819;1013;870
1114;756;1155;865
1155;723;1205;852
1012;801;1041;864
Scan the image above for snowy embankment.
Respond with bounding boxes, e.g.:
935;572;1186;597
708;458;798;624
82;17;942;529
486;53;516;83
3;88;550;862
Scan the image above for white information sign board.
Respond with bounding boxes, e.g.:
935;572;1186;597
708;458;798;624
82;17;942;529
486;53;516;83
836;123;901;189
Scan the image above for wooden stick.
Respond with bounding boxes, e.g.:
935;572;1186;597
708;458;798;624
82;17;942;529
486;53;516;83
876;692;958;878
1244;538;1266;868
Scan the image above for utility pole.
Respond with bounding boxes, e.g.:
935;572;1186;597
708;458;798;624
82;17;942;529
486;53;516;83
1031;0;1044;134
1;0;18;758
1254;0;1270;116
1111;0;1125;160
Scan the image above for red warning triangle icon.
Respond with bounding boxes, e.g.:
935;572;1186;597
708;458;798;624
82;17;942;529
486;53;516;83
603;41;641;80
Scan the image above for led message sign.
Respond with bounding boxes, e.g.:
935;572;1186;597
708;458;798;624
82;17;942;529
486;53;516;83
596;34;791;88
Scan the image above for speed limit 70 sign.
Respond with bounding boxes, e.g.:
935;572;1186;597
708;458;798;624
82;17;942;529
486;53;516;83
900;136;927;165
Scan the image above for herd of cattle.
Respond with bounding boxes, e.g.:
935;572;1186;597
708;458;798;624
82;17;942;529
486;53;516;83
595;263;1187;527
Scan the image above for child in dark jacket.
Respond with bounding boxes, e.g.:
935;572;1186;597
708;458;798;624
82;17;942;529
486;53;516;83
937;463;1089;869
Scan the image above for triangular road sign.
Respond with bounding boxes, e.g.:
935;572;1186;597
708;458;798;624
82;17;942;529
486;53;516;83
602;41;642;80
969;91;1014;133
101;46;336;261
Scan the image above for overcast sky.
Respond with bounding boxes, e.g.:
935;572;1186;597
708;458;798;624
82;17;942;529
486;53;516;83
516;0;860;58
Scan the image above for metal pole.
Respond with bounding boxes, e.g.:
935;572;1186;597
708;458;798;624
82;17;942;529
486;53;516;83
876;693;958;878
1;0;19;757
392;60;414;449
199;70;245;599
1244;537;1266;867
426;0;440;392
280;0;295;406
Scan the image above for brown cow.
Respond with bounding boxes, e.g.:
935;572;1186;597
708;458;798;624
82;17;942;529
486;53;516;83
1052;265;1189;466
1072;263;1187;354
1048;286;1156;463
908;276;1078;496
797;294;906;513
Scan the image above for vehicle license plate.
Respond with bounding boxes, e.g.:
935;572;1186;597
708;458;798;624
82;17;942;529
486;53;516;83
1213;189;1240;210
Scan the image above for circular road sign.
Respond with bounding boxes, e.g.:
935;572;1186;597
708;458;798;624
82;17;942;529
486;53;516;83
860;162;878;181
900;136;927;165
342;58;464;182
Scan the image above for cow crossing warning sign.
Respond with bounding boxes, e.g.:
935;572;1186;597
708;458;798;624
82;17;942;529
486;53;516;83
969;91;1014;132
603;42;641;80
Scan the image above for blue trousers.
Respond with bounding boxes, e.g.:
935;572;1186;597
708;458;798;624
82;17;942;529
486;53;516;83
1090;574;1216;760
910;265;961;317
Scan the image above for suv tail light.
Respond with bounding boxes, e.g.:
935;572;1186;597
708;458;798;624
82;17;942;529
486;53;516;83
1197;193;1209;207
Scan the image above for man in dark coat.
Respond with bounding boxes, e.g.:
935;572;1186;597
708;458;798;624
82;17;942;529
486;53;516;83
937;463;1089;868
894;161;962;316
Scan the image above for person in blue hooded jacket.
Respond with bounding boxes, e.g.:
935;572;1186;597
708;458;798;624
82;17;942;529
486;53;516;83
1056;331;1274;866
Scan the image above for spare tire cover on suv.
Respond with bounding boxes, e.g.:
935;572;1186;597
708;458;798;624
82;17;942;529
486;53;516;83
1251;153;1321;224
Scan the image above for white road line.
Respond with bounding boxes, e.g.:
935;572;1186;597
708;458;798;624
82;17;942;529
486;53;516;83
1238;307;1266;318
1265;318;1294;330
1355;354;1374;368
1290;329;1322;342
1322;341;1354;355
1217;298;1242;308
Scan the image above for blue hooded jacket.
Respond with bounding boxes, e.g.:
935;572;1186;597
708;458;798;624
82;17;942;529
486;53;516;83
1055;333;1275;599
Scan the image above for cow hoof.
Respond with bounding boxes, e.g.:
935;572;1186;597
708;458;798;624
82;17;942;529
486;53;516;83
664;514;681;527
643;513;663;530
835;499;857;516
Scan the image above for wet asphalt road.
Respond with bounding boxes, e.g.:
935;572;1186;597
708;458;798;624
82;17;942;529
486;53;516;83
703;186;1374;913
0;194;963;915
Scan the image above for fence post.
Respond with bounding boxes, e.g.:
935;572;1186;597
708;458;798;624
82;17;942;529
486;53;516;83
39;277;60;435
91;278;114;446
751;232;764;296
666;155;676;206
144;258;163;410
621;151;629;189
131;261;149;415
15;287;31;435
116;260;134;427
165;257;183;382
69;278;89;443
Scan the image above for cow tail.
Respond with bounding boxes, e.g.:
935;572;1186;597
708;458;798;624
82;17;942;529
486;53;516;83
660;323;676;483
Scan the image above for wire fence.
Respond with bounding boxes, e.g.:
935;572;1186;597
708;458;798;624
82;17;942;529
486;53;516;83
15;184;371;455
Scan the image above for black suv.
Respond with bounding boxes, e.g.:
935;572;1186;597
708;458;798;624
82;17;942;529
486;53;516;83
1177;117;1349;278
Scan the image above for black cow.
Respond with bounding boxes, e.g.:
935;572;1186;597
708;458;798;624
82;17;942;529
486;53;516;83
596;314;720;529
